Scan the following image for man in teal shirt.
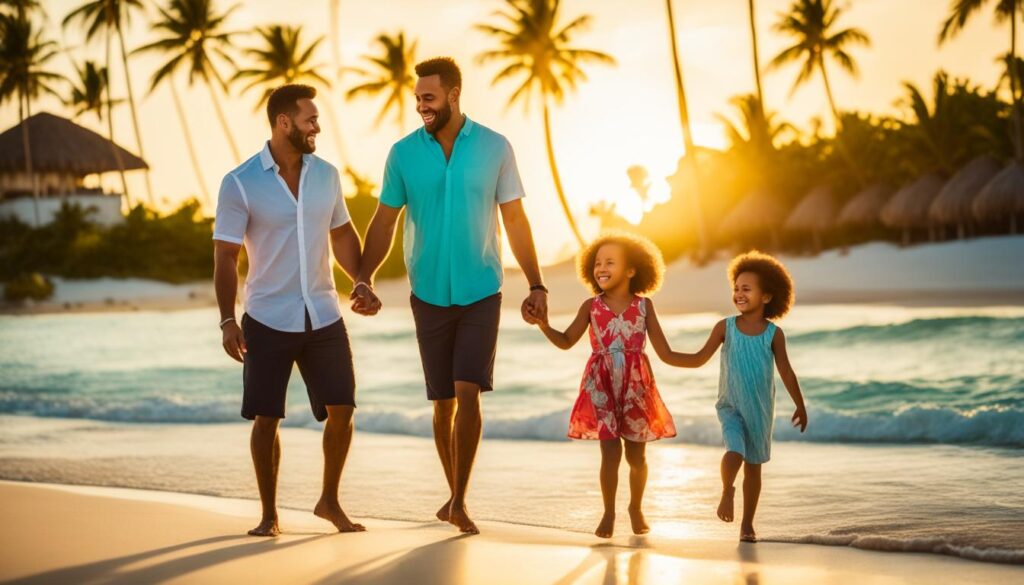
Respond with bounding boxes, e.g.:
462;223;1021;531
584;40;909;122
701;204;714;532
353;58;547;535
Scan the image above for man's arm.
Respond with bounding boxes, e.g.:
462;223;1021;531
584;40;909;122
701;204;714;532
500;198;546;324
214;240;245;362
351;203;402;315
329;221;361;282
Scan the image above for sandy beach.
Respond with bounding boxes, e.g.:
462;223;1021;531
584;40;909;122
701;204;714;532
1;481;1019;584
3;237;1022;316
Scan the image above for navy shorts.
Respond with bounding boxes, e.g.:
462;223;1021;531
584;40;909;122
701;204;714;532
410;293;501;401
240;312;356;421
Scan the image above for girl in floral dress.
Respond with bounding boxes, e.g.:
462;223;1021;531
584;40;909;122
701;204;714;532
536;231;680;538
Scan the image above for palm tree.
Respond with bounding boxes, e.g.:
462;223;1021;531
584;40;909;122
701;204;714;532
345;31;416;134
939;0;1022;159
233;25;331;106
476;0;614;248
134;0;241;165
65;59;131;204
0;13;63;225
717;94;795;155
768;0;870;130
748;0;765;113
664;0;708;253
63;0;153;205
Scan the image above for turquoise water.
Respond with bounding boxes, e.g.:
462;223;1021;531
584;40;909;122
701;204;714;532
1;304;1023;564
1;305;1021;447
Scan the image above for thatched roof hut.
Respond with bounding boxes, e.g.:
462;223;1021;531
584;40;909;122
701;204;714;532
929;155;1001;226
836;183;893;228
0;112;147;174
972;161;1024;232
717;190;785;239
881;173;946;229
784;184;837;232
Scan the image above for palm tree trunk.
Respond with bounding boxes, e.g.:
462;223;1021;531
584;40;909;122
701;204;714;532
19;93;40;227
326;0;350;163
205;78;241;164
542;99;585;248
817;54;842;126
114;19;154;206
665;0;708;254
105;28;130;210
748;0;765;109
169;79;211;206
1011;4;1022;161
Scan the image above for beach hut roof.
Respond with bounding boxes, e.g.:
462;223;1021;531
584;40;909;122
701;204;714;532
929;155;1002;224
972;161;1024;221
881;173;946;228
836;183;893;227
717;189;785;237
784;184;837;232
0;112;148;175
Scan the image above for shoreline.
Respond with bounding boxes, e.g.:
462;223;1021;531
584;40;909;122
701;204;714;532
1;480;1020;584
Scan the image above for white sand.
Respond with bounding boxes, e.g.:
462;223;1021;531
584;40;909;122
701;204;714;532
0;481;1018;584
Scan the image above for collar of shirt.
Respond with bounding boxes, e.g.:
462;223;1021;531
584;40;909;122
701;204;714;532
259;141;310;173
423;115;475;145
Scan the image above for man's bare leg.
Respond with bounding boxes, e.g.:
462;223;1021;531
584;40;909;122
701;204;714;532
448;382;482;534
249;416;282;536
432;398;457;522
314;405;366;532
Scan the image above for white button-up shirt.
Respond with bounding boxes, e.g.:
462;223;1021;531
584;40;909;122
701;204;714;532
213;142;351;332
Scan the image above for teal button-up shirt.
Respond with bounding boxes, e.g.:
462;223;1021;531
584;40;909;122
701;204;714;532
379;116;525;307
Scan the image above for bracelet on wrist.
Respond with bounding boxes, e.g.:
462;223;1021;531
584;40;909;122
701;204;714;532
219;317;236;329
354;281;373;292
530;284;549;294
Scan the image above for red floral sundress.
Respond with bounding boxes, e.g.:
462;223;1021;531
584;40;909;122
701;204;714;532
567;295;677;441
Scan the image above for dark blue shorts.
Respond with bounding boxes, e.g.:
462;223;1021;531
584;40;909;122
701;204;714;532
410;293;501;401
240;312;355;421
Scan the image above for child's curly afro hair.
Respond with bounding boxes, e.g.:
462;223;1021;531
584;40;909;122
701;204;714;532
577;230;665;296
728;250;795;320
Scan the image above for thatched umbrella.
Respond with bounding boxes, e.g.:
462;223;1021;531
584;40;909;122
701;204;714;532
0;112;148;175
881;173;946;243
717;189;785;247
837;183;893;229
929;155;1001;238
783;184;836;252
973;161;1024;233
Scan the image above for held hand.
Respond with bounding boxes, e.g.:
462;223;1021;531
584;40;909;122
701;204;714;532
523;289;548;325
349;283;382;316
222;321;246;363
791;406;808;433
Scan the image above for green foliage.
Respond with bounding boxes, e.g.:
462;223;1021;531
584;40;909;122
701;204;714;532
0;200;214;284
3;271;53;301
331;168;406;293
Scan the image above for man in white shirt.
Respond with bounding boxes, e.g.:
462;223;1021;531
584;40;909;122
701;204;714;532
213;84;364;537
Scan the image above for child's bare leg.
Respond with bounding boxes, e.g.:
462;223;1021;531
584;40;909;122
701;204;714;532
717;451;743;522
740;462;762;541
597;439;622;538
623;439;650;535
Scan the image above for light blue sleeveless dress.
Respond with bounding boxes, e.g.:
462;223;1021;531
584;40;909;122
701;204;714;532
717;316;777;464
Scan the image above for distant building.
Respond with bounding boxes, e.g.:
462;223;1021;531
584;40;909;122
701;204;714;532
0;112;148;227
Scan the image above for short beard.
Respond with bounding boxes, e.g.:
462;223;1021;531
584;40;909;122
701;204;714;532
287;123;315;154
425;100;452;134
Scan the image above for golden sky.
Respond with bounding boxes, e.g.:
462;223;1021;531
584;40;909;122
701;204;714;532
5;0;1008;263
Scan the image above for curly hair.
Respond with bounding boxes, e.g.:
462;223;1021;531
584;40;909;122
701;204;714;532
727;250;795;320
577;231;665;296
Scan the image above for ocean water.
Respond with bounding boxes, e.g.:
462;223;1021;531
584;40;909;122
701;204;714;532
0;303;1022;564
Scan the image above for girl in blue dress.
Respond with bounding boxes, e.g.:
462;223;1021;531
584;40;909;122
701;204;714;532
673;251;808;542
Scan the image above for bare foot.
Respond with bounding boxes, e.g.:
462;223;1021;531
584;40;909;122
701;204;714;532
248;518;280;537
717;486;735;522
628;506;650;535
595;512;615;538
314;500;367;533
448;503;479;535
740;523;757;543
436;498;453;522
